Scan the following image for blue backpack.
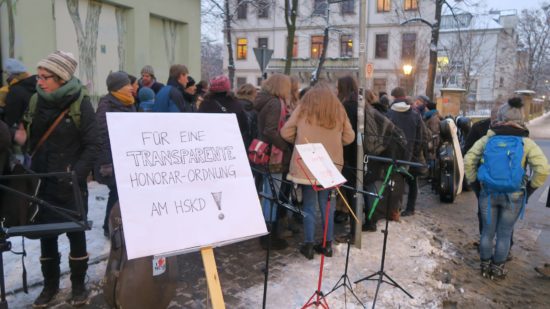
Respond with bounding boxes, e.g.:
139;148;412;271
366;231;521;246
477;135;526;223
152;86;180;112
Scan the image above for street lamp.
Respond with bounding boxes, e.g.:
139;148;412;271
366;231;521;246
403;64;413;95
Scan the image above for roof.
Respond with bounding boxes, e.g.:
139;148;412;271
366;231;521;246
440;13;504;32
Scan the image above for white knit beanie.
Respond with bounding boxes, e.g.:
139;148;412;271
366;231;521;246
37;50;78;81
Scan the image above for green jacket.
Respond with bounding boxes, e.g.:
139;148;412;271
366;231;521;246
464;129;550;188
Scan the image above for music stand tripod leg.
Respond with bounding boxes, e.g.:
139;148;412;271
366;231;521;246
354;163;413;309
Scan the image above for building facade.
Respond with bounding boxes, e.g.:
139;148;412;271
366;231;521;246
226;0;435;96
435;10;519;102
0;0;201;97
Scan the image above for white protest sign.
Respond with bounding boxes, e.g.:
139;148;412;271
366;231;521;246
295;143;346;188
106;113;267;260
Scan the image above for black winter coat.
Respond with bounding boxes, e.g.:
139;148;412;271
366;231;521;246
3;75;37;127
199;92;249;146
29;88;99;223
96;94;136;166
342;96;358;185
386;100;422;162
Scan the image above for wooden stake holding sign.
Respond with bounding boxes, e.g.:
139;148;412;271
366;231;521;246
201;247;226;309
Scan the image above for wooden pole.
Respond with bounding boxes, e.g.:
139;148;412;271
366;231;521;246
201;247;226;309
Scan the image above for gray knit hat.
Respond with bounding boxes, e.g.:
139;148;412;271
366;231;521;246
106;71;130;92
497;97;524;126
37;50;77;81
141;65;155;77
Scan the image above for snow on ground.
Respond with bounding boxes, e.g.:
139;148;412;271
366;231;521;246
4;181;110;308
233;218;455;308
4;182;457;308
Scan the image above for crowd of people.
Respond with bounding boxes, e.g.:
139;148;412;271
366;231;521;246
1;49;549;308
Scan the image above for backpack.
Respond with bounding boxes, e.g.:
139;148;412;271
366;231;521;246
477;135;526;224
477;135;525;193
24;89;86;134
152;86;180;112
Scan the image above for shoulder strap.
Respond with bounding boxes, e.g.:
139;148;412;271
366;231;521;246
30;108;70;158
214;100;228;113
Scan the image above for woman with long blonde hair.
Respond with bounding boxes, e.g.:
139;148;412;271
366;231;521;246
281;83;355;259
254;73;292;250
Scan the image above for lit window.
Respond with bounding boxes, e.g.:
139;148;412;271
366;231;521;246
311;35;324;59
237;38;248;60
340;35;353;57
403;0;418;11
377;0;390;12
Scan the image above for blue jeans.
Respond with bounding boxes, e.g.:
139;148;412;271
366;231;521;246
302;185;335;243
479;190;524;264
261;173;282;222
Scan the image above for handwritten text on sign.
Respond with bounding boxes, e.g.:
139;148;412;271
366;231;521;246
295;143;346;188
107;113;267;260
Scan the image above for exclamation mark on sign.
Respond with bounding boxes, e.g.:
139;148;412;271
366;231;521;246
211;192;224;220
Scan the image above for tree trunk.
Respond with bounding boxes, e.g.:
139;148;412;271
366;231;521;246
284;0;298;75
7;0;15;58
224;0;235;89
67;0;102;93
311;27;329;86
426;0;442;100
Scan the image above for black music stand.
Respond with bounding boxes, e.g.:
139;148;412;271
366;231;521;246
355;155;425;309
0;171;92;309
254;166;304;309
324;183;377;308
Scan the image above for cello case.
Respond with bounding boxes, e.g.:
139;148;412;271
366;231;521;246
438;118;463;203
103;201;179;309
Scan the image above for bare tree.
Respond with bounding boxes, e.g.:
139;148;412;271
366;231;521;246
0;0;17;58
516;4;550;91
284;0;298;75
66;0;102;92
438;18;494;97
201;41;224;81
203;0;269;88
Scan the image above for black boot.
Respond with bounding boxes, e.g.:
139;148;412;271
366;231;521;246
33;254;61;308
69;254;89;307
300;242;314;260
260;221;288;250
313;241;333;257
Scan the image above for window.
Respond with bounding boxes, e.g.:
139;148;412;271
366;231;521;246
403;0;418;11
340;35;353;57
287;36;298;58
401;33;416;61
373;78;387;96
311;35;324;59
375;34;388;59
257;0;270;18
377;0;390;12
313;0;327;15
237;0;247;19
257;77;263;86
236;77;247;89
258;37;268;48
237;38;248;60
341;0;355;14
499;77;504;88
